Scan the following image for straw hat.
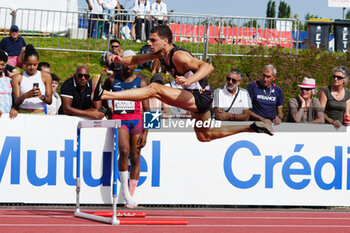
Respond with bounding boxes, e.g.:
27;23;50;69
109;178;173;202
298;77;317;89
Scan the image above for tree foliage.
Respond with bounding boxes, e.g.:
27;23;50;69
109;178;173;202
266;0;276;18
266;0;276;28
346;10;350;19
278;1;291;18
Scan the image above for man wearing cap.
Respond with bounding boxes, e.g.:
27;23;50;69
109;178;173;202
212;68;252;121
102;50;150;208
287;77;324;123
248;64;284;125
0;25;26;67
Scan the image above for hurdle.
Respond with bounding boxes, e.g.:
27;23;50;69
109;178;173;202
74;120;188;225
74;120;124;225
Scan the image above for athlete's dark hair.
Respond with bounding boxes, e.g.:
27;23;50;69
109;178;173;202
24;44;39;61
150;25;173;44
38;61;50;71
0;50;8;63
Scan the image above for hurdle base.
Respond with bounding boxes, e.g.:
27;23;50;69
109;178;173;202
74;209;120;225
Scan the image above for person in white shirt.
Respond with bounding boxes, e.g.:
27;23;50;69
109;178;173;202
133;0;151;43
212;68;252;121
99;0;118;39
86;0;103;38
151;0;167;27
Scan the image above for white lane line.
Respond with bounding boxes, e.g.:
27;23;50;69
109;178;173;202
0;224;350;228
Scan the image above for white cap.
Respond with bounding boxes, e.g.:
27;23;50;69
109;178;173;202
122;50;136;58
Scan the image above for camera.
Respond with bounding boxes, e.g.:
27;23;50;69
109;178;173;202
33;83;39;89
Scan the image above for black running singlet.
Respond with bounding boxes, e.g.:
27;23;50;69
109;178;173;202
159;45;210;91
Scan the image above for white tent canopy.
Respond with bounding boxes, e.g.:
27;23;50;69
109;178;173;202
0;0;79;34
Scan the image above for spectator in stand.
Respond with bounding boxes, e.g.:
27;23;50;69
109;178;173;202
151;0;168;27
47;73;61;115
12;45;52;114
38;62;51;73
287;77;324;124
212;68;251;121
0;25;26;68
0;50;18;119
99;0;118;39
133;0;151;43
86;0;103;38
103;39;124;75
319;66;350;128
102;50;150;208
59;65;104;120
248;64;284;125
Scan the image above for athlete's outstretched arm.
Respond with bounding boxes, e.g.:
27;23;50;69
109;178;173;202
112;53;159;66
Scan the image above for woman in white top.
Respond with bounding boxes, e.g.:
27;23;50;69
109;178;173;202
12;44;52;114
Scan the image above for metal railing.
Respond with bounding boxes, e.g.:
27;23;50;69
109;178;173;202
0;7;301;58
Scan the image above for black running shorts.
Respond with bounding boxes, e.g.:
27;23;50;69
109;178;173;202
189;89;213;114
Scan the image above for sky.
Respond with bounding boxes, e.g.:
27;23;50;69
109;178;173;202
78;0;349;20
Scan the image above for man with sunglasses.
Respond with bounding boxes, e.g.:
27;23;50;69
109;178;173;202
212;68;251;121
103;39;124;75
59;65;105;120
248;64;284;125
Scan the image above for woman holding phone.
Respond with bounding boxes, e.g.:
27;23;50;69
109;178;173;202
12;44;52;113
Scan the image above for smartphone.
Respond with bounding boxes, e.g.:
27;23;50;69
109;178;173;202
33;83;39;89
99;106;108;115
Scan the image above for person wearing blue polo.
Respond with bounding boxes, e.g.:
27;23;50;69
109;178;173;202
0;25;26;68
248;64;284;125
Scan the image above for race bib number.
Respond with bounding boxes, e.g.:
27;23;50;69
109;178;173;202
113;100;135;114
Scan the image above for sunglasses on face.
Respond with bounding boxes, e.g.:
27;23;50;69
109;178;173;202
226;77;240;83
77;73;90;79
332;75;345;80
262;74;273;79
111;45;120;48
300;88;312;91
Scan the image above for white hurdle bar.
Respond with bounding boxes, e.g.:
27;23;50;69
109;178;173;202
74;120;121;225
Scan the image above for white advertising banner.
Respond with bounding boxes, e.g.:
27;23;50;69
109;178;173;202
0;114;349;206
328;0;350;8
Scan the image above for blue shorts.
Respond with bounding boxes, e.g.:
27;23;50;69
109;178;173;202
120;119;143;135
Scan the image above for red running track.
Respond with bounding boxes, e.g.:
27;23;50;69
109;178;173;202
0;208;350;233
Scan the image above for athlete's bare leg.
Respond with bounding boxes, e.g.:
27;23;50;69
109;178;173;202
118;128;138;208
192;111;255;142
